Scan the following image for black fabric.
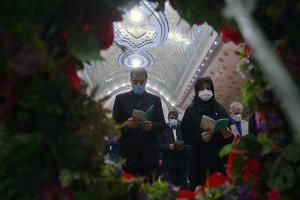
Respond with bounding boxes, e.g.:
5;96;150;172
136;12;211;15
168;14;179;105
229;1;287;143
164;169;186;188
159;126;187;170
181;77;234;190
248;113;258;135
159;125;189;187
124;158;158;183
113;91;166;169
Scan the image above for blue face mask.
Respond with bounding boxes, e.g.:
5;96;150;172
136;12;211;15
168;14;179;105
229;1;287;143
132;84;145;95
169;119;177;127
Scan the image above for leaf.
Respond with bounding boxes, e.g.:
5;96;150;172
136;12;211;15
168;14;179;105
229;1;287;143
285;143;300;163
236;134;262;155
59;169;73;187
267;164;296;191
69;30;103;61
219;144;232;157
257;133;273;155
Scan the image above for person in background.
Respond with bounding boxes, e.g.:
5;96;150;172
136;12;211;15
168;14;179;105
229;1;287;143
248;111;267;136
104;136;120;162
112;68;166;182
159;111;188;188
229;102;249;145
181;77;233;190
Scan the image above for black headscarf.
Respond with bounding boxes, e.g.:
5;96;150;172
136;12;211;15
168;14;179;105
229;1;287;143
191;76;219;115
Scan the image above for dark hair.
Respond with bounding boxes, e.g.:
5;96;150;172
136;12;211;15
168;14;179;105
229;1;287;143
130;68;148;79
168;110;178;117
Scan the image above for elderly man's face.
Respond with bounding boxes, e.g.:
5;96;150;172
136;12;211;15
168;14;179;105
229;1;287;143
231;106;243;117
131;74;147;86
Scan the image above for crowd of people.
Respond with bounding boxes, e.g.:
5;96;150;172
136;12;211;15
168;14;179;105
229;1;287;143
105;67;256;190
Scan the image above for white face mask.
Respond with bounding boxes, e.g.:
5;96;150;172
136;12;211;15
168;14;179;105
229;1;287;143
232;114;242;122
198;89;213;101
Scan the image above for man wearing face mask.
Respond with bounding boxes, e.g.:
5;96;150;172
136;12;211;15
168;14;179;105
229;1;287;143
229;102;249;144
113;68;166;182
181;77;233;189
159;111;188;188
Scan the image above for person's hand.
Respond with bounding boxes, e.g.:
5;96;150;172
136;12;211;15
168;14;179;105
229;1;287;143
143;120;152;132
124;117;138;128
170;144;174;150
220;128;233;139
113;136;120;144
159;160;163;167
201;131;213;142
174;141;185;151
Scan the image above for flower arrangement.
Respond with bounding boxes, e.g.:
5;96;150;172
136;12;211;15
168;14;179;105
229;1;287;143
1;0;300;199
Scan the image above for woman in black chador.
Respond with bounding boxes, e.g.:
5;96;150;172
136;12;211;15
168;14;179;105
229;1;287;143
181;77;233;190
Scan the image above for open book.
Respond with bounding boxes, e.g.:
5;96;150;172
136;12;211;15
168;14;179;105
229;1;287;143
132;105;154;121
200;115;229;134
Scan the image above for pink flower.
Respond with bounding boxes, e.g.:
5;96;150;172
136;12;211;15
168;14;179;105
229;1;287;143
267;188;280;200
221;27;241;45
243;43;252;59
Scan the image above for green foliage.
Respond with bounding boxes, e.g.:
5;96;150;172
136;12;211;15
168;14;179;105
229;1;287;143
0;0;62;23
219;144;232;157
143;181;177;200
285;143;300;163
257;133;273;155
236;134;263;155
268;164;296;191
69;30;104;61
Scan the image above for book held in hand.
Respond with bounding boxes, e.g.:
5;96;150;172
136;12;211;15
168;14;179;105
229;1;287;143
200;115;229;134
132;105;154;121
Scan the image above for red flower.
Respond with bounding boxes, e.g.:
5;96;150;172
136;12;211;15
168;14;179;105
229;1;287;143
226;150;243;178
62;63;81;91
249;189;258;200
62;31;69;41
94;11;122;50
221;27;241;45
121;171;136;182
247;159;260;173
204;172;230;189
242;159;260;184
267;188;280;200
177;189;196;200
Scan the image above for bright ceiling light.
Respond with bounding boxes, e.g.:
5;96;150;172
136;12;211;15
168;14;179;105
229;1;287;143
131;57;142;68
130;8;143;23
